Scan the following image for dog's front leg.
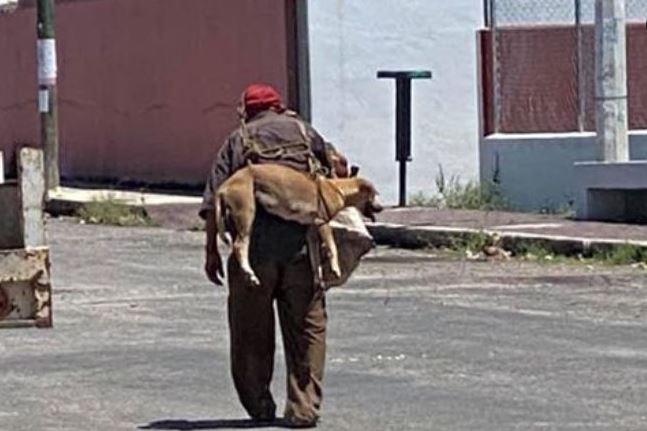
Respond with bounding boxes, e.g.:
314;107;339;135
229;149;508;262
318;223;341;280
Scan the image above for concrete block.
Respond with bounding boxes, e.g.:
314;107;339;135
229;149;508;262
0;247;52;328
18;148;46;248
574;160;647;221
0;148;51;329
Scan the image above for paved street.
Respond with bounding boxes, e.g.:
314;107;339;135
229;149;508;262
2;219;647;430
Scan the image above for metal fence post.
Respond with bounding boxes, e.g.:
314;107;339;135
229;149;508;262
484;0;490;27
491;0;500;134
575;0;586;131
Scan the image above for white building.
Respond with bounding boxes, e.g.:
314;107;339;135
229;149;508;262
309;0;483;205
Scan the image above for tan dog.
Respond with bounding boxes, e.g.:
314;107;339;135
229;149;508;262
214;164;382;287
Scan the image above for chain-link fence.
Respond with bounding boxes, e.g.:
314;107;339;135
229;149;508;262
483;0;647;134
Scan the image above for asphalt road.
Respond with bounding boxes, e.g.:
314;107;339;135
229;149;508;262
2;219;647;430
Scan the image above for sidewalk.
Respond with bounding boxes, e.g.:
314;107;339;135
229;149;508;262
371;207;647;255
46;186;204;229
47;187;647;255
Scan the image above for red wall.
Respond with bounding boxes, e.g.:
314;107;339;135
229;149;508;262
480;23;647;135
0;0;295;186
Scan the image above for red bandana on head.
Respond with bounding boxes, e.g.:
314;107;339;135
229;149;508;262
242;84;285;119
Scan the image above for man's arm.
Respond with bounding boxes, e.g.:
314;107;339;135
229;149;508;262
204;211;224;285
307;125;349;178
199;135;242;219
200;135;244;285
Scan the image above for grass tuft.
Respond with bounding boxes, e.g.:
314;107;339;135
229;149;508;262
593;244;647;266
76;197;155;227
410;165;507;211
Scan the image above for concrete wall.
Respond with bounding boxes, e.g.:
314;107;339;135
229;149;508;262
309;0;482;205
0;0;294;186
480;131;647;211
477;22;647;213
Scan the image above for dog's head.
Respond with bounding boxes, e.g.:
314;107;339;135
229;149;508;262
355;179;383;222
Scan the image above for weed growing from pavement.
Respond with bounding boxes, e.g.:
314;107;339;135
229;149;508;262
592;244;647;266
77;198;156;227
409;192;443;208
516;242;554;261
439;236;647;269
452;231;491;254
410;165;507;211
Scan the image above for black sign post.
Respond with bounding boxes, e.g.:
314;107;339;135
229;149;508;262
377;70;431;207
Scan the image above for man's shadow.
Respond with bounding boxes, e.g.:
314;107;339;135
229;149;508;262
139;418;305;430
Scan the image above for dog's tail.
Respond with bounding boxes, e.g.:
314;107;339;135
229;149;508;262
214;192;231;245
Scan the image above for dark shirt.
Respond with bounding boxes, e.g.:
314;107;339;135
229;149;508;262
200;110;333;262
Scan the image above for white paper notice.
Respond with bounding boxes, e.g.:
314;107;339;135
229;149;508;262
37;39;57;85
38;89;49;113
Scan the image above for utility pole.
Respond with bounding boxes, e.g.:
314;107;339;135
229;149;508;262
37;0;59;190
295;0;311;122
595;0;628;162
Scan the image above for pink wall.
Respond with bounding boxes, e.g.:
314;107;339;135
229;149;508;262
0;0;294;185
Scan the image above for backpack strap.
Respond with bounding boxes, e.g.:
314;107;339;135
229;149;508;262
239;113;328;177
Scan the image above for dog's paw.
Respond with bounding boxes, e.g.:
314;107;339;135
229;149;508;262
246;273;261;288
330;266;342;280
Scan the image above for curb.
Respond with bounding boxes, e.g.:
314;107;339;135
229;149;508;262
45;187;202;218
45;194;647;258
46;198;87;217
367;222;647;257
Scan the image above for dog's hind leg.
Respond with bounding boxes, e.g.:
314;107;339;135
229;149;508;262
233;234;259;287
319;223;341;280
215;192;231;245
228;181;261;288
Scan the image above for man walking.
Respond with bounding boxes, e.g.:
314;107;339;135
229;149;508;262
200;84;343;428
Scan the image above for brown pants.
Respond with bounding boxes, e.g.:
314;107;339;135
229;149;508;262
227;253;327;422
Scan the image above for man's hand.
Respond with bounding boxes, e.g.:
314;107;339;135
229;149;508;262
326;144;350;178
205;250;225;285
204;211;225;285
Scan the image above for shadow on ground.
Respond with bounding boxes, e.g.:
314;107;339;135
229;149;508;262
140;418;306;430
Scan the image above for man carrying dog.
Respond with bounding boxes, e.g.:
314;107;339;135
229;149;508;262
199;84;346;428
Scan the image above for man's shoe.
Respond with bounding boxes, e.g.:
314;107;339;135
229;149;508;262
251;411;276;423
250;397;277;423
282;416;318;429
